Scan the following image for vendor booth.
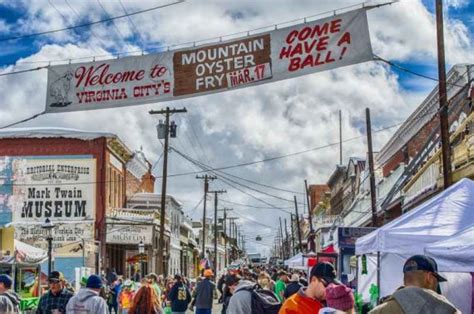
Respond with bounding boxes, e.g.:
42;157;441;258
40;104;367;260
0;240;47;311
355;178;474;313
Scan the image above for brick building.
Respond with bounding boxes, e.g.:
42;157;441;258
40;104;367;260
0;128;154;280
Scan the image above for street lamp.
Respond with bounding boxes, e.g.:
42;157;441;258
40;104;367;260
41;218;55;277
138;241;145;279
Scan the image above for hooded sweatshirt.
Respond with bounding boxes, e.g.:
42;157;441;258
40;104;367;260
66;288;107;314
370;287;460;314
0;290;21;313
226;280;255;314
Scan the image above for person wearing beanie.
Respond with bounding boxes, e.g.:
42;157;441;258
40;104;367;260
66;274;107;314
0;274;20;313
283;273;303;299
191;269;215;314
324;283;355;313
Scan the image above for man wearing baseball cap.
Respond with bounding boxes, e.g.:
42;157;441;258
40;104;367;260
280;262;340;313
370;255;460;313
36;271;74;313
191;269;215;314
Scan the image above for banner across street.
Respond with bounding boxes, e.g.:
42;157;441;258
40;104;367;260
45;8;372;112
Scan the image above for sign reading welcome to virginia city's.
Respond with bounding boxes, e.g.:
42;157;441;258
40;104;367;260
45;8;372;112
0;156;97;255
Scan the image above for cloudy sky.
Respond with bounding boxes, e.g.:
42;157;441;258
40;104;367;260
0;0;473;255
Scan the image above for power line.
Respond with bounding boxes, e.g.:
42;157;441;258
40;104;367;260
172;148;295;213
96;0;128;42
63;0;109;50
10;1;390;65
374;55;469;88
118;0;145;49
220;199;293;210
171;148;301;204
0;0;185;42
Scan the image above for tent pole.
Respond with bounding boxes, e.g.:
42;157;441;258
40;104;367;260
377;251;381;305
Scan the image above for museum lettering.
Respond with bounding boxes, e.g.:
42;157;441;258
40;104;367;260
21;187;87;218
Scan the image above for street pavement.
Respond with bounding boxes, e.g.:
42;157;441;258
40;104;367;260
187;300;222;313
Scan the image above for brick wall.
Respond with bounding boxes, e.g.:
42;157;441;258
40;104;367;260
308;184;329;212
125;170;155;199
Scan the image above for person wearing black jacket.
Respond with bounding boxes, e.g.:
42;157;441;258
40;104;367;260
168;274;191;314
283;273;303;299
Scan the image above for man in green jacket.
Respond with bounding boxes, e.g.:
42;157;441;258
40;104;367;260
273;270;288;302
370;255;460;314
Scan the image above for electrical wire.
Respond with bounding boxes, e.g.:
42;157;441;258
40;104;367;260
96;0;128;42
219;199;293;210
9;1;385;64
63;0;109;50
0;0;185;42
171;148;296;213
118;0;145;49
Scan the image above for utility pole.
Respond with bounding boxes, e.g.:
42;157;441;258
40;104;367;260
290;214;296;255
149;107;187;275
305;179;314;252
366;108;378;227
227;217;238;264
218;208;233;268
279;217;285;259
436;0;452;189
210;190;226;274
196;175;216;258
284;218;290;259
339;109;343;165
294;195;303;253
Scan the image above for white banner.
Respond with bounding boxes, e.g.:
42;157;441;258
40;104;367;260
106;224;154;245
15;222;94;257
8;157;96;223
45;8;372;112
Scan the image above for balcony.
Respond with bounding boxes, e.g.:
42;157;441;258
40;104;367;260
403;111;474;206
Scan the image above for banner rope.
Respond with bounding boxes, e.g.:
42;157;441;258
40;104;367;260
0;111;46;129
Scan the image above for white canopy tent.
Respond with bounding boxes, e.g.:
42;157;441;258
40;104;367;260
356;178;474;256
284;252;318;270
425;224;474;272
355;178;474;313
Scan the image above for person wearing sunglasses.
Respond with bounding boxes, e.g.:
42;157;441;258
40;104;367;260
280;262;340;313
370;255;460;314
36;271;74;314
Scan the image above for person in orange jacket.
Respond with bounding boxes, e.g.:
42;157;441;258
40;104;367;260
118;280;135;314
280;262;340;313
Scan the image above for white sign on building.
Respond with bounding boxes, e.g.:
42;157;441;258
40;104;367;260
106;224;153;245
7;156;97;256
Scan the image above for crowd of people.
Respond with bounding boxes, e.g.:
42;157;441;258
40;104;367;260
0;254;461;313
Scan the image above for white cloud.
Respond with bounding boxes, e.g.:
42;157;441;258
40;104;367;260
0;0;472;253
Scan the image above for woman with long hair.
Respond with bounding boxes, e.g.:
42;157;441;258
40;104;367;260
129;283;163;314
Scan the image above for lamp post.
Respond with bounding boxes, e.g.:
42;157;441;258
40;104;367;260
138;241;145;279
41;218;55;277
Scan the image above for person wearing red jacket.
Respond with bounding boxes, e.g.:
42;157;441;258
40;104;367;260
279;262;340;313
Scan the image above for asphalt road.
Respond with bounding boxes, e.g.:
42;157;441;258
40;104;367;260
187;300;223;313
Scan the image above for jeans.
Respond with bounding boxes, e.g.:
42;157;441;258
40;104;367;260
196;309;212;314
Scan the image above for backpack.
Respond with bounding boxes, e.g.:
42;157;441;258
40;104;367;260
241;284;281;314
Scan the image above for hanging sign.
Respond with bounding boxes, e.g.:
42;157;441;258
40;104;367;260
45;8;372;112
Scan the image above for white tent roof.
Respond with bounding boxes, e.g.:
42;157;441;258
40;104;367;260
425;224;474;272
284;253;303;267
356;178;474;255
